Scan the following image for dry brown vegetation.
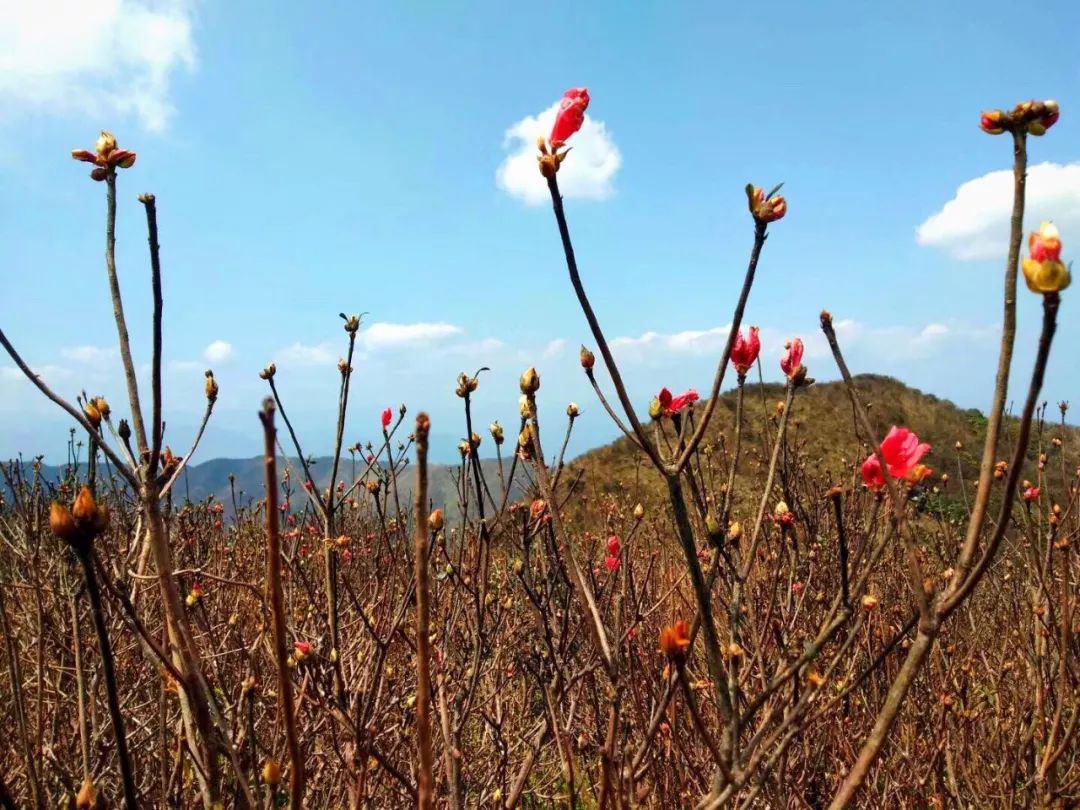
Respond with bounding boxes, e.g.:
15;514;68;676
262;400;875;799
0;99;1077;809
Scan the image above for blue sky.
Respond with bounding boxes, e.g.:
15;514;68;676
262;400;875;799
1;1;1078;464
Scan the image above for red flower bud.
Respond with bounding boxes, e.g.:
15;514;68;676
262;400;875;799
549;87;589;148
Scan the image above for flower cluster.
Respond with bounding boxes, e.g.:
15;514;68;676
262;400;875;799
980;99;1059;136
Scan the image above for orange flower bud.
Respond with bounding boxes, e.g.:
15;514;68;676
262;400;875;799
660;620;691;664
49;502;77;543
75;777;100;809
262;758;282;786
580;346;596;370
72;487;98;525
428;508;444;532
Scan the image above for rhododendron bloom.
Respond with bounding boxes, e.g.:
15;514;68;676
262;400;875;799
604;555;620;573
657;387;700;417
294;641;313;659
550;87;589;148
779;339;804;379
1023;486;1040;503
730;326;761;375
381;408;392;429
607;535;621;556
860;426;931;489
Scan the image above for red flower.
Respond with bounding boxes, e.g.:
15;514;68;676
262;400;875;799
550;87;590;148
860;426;931;490
779;338;804;379
293;641;313;660
730;326;761;375
607;535;621;556
860;455;885;490
381;408;392;429
1023;486;1040;503
658;387;700;417
604;555;620;573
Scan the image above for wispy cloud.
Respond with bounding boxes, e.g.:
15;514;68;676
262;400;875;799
61;345;116;366
611;320;990;367
358;322;463;352
276;342;338;368
497;101;622;205
0;0;197;131
917;162;1080;260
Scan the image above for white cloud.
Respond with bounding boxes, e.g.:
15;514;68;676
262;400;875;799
61;345;116;366
0;0;197;131
203;340;233;364
497;101;622;205
612;325;735;358
358;322;463;352
917;162;1080;260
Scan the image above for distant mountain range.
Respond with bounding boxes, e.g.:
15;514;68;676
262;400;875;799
1;452;531;516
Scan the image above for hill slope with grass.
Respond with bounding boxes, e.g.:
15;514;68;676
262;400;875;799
564;374;1078;519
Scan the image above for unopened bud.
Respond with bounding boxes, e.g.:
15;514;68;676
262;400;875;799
519;367;540;395
84;401;102;429
580;346;595;370
633;503;645;520
204;370;218;402
429;509;444;532
566;402;580;418
262;759;282;786
49;502;77;543
490;421;504;445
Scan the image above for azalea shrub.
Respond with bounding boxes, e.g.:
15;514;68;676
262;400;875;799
0;92;1076;810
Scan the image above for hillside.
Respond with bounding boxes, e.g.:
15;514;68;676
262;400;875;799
565;374;1079;517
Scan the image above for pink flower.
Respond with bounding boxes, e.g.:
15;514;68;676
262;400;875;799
779;339;804;379
658;387;700;417
381;408;392;429
860;455;885;490
293;641;313;660
607;535;621;556
860;427;931;490
604;555;620;573
1023;486;1040;503
730;327;761;376
550;88;589;148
